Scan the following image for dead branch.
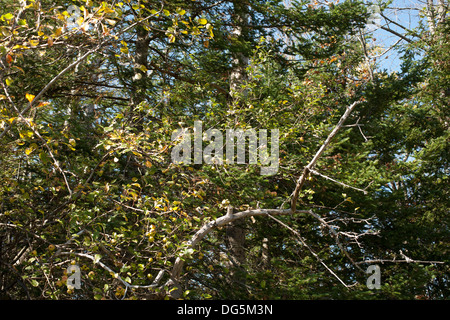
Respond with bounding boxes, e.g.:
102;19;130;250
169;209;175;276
291;100;363;212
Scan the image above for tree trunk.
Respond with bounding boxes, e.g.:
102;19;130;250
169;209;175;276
229;1;249;100
226;210;246;286
224;1;250;291
129;25;150;127
426;0;436;36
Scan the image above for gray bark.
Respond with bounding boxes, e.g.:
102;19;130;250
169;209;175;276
225;0;251;289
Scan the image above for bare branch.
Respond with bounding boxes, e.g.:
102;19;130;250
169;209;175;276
0;10;162;140
1;81;73;195
169;208;310;286
57;251;165;294
306;210;364;272
309;169;369;195
266;213;356;288
291;100;363;212
356;259;444;265
379;25;413;43
167;205;370;297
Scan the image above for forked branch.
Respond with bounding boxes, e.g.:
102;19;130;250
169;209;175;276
291;100;363;212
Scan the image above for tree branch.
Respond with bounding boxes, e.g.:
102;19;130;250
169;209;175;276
57;251;165;299
291;100;363;212
265;213;355;289
0;10;162;140
168;208;310;292
309;168;369;194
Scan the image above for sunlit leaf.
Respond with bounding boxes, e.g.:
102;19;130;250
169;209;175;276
26;93;35;103
1;13;14;21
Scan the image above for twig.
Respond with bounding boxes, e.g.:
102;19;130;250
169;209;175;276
169;208;311;288
1;81;73;195
266;213;355;289
291;100;363;212
57;251;165;294
356;259;444;265
0;9;163;140
306;210;365;272
309;169;369;194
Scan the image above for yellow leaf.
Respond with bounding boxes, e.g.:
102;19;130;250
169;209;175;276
19;130;33;139
145;160;153;168
2;13;14;21
12;44;29;50
139;64;148;72
54;28;62;37
25;144;37;155
37;101;50;108
198;18;207;25
26;93;35;103
5;78;13;86
29;39;39;47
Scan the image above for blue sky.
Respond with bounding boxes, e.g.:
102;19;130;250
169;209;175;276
368;0;424;72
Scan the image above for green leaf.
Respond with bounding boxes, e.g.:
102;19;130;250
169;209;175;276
31;279;39;287
94;254;101;264
1;13;14;21
260;280;266;289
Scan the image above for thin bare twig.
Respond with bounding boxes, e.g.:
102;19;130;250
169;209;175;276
266;213;355;289
1;81;73;195
291;100;363;212
309;169;369;195
356;259;444;265
0;8;163;140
